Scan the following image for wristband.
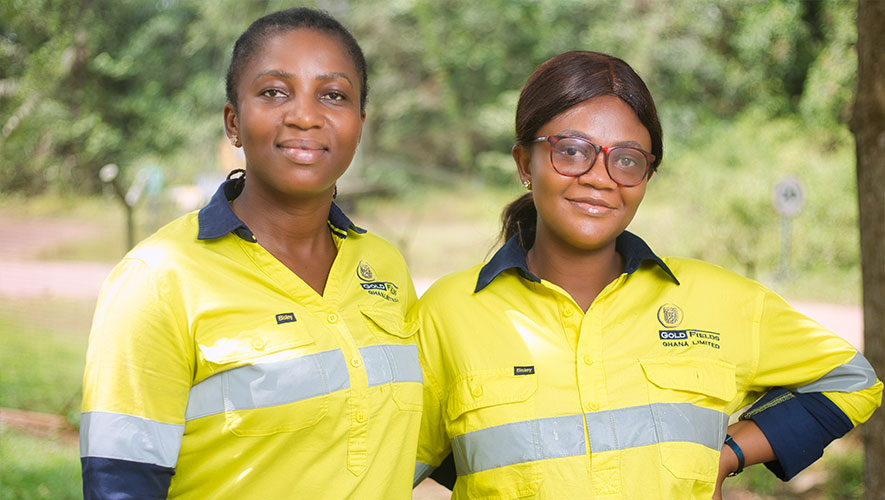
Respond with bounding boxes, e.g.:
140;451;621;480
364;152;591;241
724;434;745;476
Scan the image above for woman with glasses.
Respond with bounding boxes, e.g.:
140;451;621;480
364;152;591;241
412;51;881;499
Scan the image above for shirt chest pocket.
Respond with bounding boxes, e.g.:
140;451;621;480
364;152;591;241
447;370;537;421
189;328;339;437
447;371;543;500
639;358;735;484
360;306;422;411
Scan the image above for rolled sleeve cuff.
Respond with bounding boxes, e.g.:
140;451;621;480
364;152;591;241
82;457;173;500
741;388;853;480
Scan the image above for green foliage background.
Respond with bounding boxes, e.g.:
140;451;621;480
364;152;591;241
1;0;861;292
0;2;867;497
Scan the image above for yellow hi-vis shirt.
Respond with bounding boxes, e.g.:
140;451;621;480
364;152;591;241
81;180;421;499
414;232;881;499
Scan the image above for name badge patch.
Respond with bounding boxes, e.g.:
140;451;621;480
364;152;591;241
514;366;535;375
276;313;296;324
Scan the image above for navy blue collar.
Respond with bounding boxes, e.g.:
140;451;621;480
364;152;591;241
197;178;365;241
474;230;679;293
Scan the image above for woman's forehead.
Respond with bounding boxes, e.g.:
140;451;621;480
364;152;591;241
244;29;358;80
542;96;651;147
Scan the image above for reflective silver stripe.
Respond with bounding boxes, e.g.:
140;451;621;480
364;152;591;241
80;411;184;468
185;349;349;420
452;403;728;475
414;461;435;486
360;344;423;386
452;414;587;475
586;402;728;452
796;352;878;394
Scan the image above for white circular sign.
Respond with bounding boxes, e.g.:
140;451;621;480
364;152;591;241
773;177;805;218
99;163;119;183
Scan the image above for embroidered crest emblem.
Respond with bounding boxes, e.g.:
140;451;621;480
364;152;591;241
357;260;376;281
657;303;684;328
356;260;399;303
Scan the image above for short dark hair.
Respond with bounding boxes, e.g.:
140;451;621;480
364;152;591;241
225;8;368;112
503;51;662;245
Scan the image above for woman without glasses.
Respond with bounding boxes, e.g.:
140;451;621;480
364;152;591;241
80;8;422;499
413;51;881;499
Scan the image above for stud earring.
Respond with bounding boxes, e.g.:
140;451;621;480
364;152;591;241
522;178;532;190
230;136;241;148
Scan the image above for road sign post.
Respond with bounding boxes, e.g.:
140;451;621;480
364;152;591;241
772;177;805;280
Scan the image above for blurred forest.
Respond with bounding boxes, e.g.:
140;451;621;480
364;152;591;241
0;0;862;293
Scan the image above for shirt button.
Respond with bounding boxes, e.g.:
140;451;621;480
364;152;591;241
585;401;599;411
472;386;484;397
583;355;593;365
355;410;368;423
327;313;339;323
562;307;573;317
251;339;266;350
351;358;363;368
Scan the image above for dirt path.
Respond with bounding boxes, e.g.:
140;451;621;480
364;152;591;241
0;407;79;444
0;217;113;300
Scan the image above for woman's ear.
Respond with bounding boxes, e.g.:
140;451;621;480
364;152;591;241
512;143;532;186
358;109;367;144
224;103;239;142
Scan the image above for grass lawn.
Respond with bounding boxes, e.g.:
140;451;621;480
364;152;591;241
0;298;90;499
0;427;81;500
0;298;92;423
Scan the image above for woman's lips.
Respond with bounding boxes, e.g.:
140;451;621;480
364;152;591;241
278;139;327;164
568;198;616;215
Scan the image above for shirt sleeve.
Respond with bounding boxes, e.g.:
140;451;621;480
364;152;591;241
412;300;453;487
741;290;882;480
80;258;194;499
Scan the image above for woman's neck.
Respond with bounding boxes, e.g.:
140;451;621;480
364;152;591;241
525;232;624;313
231;184;338;295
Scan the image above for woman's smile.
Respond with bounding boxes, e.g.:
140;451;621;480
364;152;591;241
277;138;329;165
566;195;617;216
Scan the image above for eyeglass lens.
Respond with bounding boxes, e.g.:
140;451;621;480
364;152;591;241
551;137;648;185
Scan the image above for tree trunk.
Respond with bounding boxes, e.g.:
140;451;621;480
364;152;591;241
852;1;885;499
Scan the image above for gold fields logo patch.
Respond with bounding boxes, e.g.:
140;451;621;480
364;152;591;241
357;260;399;302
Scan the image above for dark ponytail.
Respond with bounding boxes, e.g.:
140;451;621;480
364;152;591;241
499;51;662;247
501;193;537;249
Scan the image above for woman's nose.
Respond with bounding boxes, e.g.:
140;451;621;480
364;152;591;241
283;93;323;129
577;150;616;188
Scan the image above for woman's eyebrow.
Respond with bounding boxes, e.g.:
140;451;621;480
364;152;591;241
252;69;295;83
559;129;645;148
316;72;354;88
251;70;354;88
